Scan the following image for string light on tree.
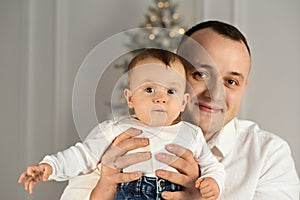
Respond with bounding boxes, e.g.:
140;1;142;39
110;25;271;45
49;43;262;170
121;0;187;60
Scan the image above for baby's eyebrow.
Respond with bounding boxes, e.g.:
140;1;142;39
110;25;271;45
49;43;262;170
168;82;182;87
141;80;183;88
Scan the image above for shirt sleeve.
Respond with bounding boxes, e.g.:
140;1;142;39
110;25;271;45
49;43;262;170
41;121;114;181
254;141;300;199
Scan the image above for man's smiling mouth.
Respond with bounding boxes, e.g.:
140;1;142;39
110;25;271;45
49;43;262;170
194;102;224;113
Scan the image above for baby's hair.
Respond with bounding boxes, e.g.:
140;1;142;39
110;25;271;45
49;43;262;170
127;48;188;72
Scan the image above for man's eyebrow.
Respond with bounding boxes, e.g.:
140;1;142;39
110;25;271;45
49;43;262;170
190;64;214;71
229;71;245;81
197;64;214;70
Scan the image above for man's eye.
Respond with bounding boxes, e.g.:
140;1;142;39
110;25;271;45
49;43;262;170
145;87;155;93
192;71;208;80
167;89;176;94
227;80;238;86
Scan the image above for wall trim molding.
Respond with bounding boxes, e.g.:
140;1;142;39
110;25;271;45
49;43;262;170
54;0;69;148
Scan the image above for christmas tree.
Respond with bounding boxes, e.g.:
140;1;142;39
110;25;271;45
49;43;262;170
114;0;186;72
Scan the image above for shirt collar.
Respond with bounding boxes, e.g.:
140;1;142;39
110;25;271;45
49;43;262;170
207;118;237;160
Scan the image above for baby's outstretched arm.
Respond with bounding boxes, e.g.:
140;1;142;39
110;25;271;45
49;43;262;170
18;163;52;194
195;177;220;200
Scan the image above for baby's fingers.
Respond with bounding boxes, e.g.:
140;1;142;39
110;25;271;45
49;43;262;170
28;180;37;195
24;176;37;194
24;176;31;191
18;172;28;183
195;179;202;188
42;167;52;181
26;166;39;178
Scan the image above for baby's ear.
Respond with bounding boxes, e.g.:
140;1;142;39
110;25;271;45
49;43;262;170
124;89;134;108
181;93;190;112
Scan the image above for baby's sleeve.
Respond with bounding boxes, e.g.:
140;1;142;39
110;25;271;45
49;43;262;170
194;127;226;197
41;120;115;181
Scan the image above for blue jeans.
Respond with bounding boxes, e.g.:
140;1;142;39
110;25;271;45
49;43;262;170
115;176;183;200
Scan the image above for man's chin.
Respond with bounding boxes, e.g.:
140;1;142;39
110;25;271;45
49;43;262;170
182;106;225;133
197;115;225;134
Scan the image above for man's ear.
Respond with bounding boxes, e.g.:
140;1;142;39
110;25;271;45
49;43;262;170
124;89;134;108
180;93;190;112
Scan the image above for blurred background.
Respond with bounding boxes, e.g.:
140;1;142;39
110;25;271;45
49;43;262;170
1;0;299;199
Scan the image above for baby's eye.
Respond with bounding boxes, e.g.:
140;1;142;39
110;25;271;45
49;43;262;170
167;88;176;94
145;87;155;93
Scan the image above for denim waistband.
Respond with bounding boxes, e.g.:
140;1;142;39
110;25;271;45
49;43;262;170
116;176;182;200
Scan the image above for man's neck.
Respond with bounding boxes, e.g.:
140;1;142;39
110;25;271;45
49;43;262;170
204;131;218;142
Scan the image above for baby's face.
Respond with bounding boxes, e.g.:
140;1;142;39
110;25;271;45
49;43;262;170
124;58;189;126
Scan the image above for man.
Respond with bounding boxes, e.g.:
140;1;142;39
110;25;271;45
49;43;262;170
62;21;300;200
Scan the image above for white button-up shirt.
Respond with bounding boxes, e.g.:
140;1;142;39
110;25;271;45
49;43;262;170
207;118;299;200
60;118;300;200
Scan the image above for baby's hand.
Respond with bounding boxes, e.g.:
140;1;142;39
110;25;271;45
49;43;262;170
18;163;53;194
195;177;220;200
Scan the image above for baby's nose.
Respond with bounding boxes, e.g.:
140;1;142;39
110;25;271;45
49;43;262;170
154;93;167;104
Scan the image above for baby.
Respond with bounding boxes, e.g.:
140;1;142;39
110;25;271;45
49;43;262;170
18;48;225;199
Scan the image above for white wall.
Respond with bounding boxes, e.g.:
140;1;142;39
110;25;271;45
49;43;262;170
0;0;299;199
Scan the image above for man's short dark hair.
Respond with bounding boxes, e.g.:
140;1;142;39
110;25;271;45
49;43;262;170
183;20;251;56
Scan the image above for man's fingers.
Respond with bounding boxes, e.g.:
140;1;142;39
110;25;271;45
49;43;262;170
155;153;179;166
156;169;188;187
161;191;185;200
165;144;195;163
155;153;192;175
113;171;143;184
113;128;143;145
118;137;149;152
112;152;151;169
162;189;202;200
156;145;199;177
104;137;149;158
102;137;149;168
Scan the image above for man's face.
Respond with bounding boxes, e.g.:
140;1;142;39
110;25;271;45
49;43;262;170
179;28;251;138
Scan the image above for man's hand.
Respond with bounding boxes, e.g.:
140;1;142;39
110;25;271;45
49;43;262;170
101;128;150;170
90;128;151;200
18;163;53;194
155;144;201;200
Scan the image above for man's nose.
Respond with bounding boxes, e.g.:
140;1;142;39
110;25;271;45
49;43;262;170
204;78;225;100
